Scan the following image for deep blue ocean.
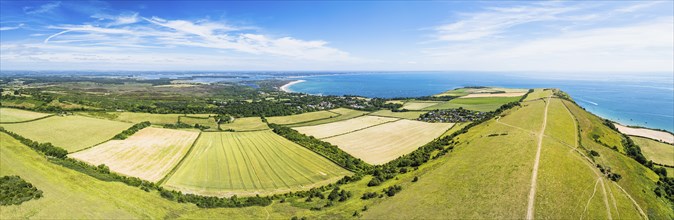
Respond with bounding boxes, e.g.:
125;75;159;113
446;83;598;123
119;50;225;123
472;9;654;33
287;72;674;132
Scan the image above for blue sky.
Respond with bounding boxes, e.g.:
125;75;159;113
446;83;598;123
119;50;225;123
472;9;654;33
0;1;672;72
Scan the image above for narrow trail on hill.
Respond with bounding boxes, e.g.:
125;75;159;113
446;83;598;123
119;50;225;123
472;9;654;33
525;96;551;220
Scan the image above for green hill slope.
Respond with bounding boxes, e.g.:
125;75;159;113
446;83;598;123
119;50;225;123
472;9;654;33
364;95;674;219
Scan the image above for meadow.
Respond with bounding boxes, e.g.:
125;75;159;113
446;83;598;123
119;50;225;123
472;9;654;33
423;96;522;112
369;109;425;120
293;116;398;139
0;132;191;219
0;108;50;123
267;110;338;125
69;127;199;182
631;136;674;166
363;121;538;218
220;117;269;131
288;108;368;127
523;89;553;101
162;130;351;197
1;115;132;152
323;120;453;165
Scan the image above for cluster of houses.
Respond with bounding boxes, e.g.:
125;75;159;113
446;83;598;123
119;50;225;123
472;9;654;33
418;108;489;123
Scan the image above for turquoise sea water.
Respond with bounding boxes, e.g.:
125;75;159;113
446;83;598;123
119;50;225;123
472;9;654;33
287;72;674;133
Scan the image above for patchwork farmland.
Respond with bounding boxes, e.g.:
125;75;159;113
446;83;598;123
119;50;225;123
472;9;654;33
288;108;368;127
0;108;51;123
293;115;398;139
162;130;351;197
323;120;453;165
267;110;338;125
69;127;199;182
1;115;132;152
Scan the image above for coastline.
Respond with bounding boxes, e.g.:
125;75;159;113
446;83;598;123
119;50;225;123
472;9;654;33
280;80;305;93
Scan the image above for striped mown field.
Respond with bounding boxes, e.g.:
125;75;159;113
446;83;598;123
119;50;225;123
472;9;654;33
162;130;351;197
69;127;199;182
323;120;453;165
293;115;398;139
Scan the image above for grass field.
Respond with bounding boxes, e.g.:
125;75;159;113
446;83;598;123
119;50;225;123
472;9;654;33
434;87;527;97
288;108;368;127
498;100;545;132
523;89;553;101
323;120;453;165
0;132;191;219
0;108;50;123
179;116;218;130
294;116;398;139
631;136;674;166
423;96;522;112
369;109;425;120
267;110;338;125
363;121;537;218
220;117;269;131
69;127;199;182
1;115;132;152
401;101;442;110
162;130;351;197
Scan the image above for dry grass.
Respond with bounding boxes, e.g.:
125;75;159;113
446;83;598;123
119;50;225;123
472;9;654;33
401;101;441;110
615;124;673;144
267;111;339;125
323;120;453;165
294;116;398;139
69;127;199;182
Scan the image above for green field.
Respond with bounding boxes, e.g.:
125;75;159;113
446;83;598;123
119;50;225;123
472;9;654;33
220;117;269;131
1;115;132;152
0;108;50;123
422;96;521;112
162;131;352;197
287;108;368;127
0;132;191;219
631;136;674;166
267;110;338;125
364;121;538;218
523;89;553;101
369;109;425;119
179;115;219;129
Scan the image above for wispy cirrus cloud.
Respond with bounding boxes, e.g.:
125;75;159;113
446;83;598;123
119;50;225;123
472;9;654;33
422;1;673;72
23;1;61;15
0;23;24;31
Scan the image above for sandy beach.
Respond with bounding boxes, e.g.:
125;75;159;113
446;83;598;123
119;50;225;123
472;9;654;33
280;80;305;92
614;123;674;144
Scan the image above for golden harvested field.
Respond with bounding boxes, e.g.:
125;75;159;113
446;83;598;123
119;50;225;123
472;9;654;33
267;110;339;125
286;108;368;127
69;127;199;182
0;108;50;123
369;110;425;120
323;120;453;165
1;115;132;152
401;101;442;110
615;124;674;144
293;116;398;139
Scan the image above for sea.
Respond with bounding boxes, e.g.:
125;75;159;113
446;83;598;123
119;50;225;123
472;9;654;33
285;72;674;133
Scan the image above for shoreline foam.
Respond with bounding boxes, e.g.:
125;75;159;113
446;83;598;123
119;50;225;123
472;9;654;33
280;80;306;93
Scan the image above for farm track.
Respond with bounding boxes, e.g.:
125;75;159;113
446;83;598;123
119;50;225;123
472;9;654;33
525;96;550;220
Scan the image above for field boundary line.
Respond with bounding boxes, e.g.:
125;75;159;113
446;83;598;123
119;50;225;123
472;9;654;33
613;182;648;220
279;111;342;126
157;132;202;185
319;118;402;139
0;114;55;124
525;96;550;220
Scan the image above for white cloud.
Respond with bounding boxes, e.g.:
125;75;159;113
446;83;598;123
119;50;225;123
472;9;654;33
0;24;24;31
23;1;61;15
